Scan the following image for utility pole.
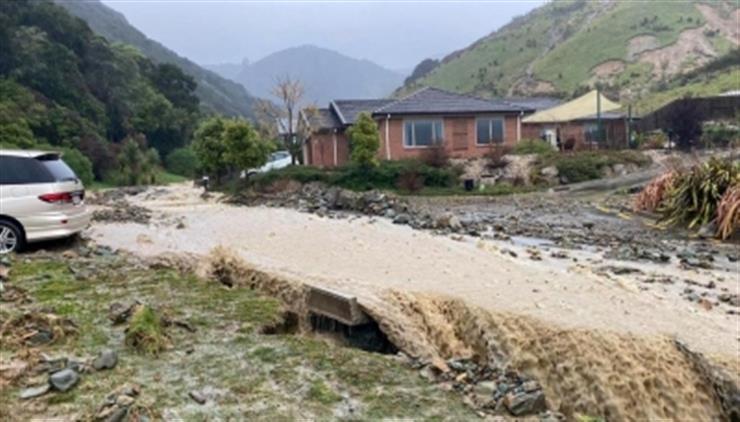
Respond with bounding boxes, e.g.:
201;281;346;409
596;87;603;149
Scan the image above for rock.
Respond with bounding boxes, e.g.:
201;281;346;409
116;394;135;407
20;384;51;400
474;381;498;396
540;166;558;178
0;265;8;281
108;302;138;325
504;390;546;416
582;222;594;230
436;213;462;231
521;380;539;393
93;349;118;371
719;293;740;307
393;213;411;225
101;407;128;422
26;329;54;346
698;298;713;311
189;390;207;405
49;368;79;392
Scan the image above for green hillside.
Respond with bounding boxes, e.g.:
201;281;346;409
0;0;199;181
403;0;738;103
55;0;258;118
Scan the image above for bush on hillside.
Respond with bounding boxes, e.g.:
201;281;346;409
61;147;94;186
166;147;200;178
512;139;554;155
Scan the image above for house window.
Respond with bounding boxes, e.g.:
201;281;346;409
476;117;505;145
404;120;443;147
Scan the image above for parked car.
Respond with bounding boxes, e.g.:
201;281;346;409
0;150;92;253
243;151;293;177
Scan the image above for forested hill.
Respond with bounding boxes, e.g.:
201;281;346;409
401;0;739;106
0;0;200;181
55;0;258;118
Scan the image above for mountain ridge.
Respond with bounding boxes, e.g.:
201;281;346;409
401;0;739;110
208;44;404;105
55;0;259;118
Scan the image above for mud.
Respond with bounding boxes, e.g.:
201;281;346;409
194;248;736;420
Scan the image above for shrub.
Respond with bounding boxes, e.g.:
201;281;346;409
716;185;740;240
484;145;512;170
347;112;380;168
536;151;651;184
419;146;450;168
658;158;739;230
117;136;160;186
512;139;554;155
396;168;425;193
166;147;200;178
633;171;677;212
60;147;94;186
250;165;330;189
701;123;740;149
637;131;669;150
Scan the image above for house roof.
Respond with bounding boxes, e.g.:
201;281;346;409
503;97;562;112
574;111;633;121
374;87;527;115
522;90;621;124
331;99;394;125
304;108;341;130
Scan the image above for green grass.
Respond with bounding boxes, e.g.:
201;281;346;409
512;138;555;155
124;305;169;355
533;1;703;92
2;252;476;420
634;67;740;113
532;150;652;184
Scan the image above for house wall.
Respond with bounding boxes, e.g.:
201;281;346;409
377;114;521;160
306;131;349;168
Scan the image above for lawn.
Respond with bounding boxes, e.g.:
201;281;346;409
0;251;475;420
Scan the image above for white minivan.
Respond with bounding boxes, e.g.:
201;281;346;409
0;150;91;253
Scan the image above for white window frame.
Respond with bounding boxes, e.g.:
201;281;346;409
403;119;444;149
475;117;506;145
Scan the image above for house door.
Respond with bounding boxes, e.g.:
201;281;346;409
542;127;557;148
452;118;468;150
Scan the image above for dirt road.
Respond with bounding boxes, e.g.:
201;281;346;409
88;184;739;359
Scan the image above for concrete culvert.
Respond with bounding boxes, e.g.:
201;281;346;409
310;313;398;354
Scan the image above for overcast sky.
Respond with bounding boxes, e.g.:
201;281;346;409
101;0;544;71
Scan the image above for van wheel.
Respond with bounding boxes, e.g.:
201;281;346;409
0;220;24;254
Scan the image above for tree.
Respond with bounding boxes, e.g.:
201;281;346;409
192;117;228;181
117;135;159;186
166;147;200;178
347;112;380;168
272;75;304;164
222;119;272;171
60;147;94;186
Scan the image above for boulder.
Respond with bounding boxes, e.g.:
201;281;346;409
93;349;118;371
49;368;79;392
503;390;546;416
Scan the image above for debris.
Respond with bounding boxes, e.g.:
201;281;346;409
92;200;151;224
0;312;77;347
95;384;142;421
188;390;207;405
504;390;546;416
19;384;51;400
49;368;79;392
108;301;139;325
93;349;118;371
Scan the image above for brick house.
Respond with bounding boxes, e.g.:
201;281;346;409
300;88;537;167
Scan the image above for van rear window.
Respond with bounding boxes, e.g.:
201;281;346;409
0;155;78;185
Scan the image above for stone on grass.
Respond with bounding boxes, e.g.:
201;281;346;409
20;384;51;399
93;349;118;370
189;390;207;405
49;368;79;392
